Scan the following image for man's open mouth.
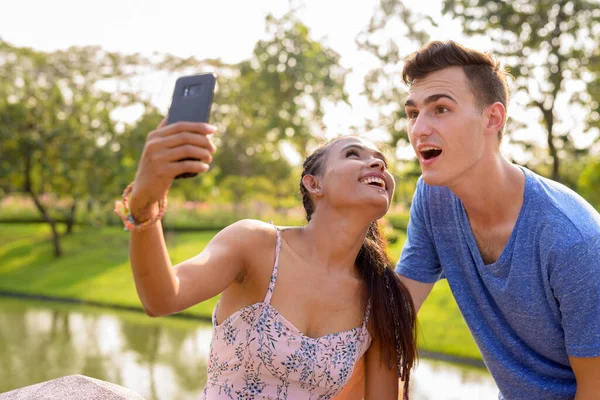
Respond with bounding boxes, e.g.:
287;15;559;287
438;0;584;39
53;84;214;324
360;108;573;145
420;146;442;160
359;176;386;189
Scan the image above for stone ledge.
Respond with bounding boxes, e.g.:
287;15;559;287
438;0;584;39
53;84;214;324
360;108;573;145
0;375;146;400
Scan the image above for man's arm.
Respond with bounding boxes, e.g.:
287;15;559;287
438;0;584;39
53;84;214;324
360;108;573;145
550;235;600;398
398;275;434;313
395;178;442;303
570;356;600;399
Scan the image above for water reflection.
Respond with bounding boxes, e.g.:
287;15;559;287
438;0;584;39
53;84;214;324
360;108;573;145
0;297;498;399
411;359;498;399
0;297;208;399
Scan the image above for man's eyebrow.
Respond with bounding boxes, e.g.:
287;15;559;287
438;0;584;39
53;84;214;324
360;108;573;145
405;93;458;108
341;143;387;164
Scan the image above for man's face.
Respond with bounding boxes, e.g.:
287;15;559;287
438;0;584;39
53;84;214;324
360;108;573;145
404;66;487;187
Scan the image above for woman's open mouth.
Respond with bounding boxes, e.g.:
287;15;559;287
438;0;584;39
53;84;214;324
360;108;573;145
359;176;386;190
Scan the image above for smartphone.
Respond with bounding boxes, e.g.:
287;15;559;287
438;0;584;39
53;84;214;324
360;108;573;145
167;73;217;179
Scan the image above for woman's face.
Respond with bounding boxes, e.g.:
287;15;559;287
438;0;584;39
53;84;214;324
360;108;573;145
316;137;395;218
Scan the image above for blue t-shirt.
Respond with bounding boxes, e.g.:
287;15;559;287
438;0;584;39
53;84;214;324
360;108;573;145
396;167;600;399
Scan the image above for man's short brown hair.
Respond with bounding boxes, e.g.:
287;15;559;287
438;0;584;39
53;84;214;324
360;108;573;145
403;41;510;137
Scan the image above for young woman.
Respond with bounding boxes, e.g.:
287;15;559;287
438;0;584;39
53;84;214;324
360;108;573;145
115;119;417;399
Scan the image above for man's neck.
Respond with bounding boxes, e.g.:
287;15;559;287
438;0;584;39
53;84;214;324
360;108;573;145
449;156;526;228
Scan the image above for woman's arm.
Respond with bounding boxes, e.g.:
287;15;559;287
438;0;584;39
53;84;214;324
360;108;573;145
130;219;260;317
125;119;256;317
332;356;365;400
364;338;400;400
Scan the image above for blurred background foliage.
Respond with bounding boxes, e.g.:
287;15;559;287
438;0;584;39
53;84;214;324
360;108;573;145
1;3;599;258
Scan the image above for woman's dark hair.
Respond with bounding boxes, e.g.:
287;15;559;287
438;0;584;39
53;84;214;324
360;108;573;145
300;139;417;398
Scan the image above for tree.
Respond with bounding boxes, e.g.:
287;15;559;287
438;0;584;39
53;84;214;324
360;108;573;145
210;11;348;185
0;40;145;255
443;0;600;182
0;10;351;245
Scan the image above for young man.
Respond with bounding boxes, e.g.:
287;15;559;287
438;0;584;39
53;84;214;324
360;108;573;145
395;41;600;399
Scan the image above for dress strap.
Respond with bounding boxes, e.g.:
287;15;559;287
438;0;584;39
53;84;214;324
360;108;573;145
263;223;281;304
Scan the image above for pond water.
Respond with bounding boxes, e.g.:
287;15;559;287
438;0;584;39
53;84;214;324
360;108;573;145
0;297;498;399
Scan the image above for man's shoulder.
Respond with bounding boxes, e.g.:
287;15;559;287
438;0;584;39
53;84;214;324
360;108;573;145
523;168;600;243
517;170;600;263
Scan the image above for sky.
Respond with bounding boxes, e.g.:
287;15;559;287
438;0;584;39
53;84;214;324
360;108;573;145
0;0;457;119
4;0;589;163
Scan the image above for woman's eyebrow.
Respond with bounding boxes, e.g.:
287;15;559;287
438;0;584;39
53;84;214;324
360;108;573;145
341;144;387;165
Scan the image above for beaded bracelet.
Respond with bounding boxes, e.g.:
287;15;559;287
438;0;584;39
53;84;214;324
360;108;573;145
114;182;168;232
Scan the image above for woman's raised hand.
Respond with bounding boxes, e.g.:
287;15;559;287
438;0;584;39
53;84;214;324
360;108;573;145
129;118;217;221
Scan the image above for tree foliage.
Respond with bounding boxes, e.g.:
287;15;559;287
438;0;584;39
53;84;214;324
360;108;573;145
210;11;348;184
0;40;146;255
578;157;600;208
0;11;350;255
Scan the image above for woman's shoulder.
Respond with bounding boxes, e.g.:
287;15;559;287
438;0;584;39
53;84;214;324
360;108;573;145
219;220;285;287
226;218;277;234
218;219;280;250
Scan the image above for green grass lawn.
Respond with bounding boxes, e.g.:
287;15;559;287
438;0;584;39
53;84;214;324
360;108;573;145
0;223;218;317
0;222;482;361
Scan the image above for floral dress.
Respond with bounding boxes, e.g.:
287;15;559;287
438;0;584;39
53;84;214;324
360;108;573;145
200;226;372;399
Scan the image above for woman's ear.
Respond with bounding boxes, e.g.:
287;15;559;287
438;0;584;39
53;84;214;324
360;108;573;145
301;175;323;197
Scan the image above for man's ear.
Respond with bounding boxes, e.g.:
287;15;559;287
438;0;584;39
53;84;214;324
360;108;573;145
301;174;323;197
484;102;506;137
